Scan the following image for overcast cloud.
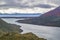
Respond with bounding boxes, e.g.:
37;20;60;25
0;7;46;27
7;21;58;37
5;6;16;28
0;0;59;13
0;0;59;8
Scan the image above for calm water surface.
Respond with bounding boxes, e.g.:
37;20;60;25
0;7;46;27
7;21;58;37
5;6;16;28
2;18;60;40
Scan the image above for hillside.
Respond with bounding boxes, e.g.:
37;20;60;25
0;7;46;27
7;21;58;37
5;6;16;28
17;6;60;27
0;19;46;40
0;32;46;40
0;19;23;35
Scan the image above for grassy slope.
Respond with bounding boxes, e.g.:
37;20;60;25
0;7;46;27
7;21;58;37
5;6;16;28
0;32;46;40
0;19;23;35
0;19;46;40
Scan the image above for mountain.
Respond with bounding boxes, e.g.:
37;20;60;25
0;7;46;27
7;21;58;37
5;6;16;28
41;6;60;17
0;19;23;35
0;13;42;18
17;6;60;27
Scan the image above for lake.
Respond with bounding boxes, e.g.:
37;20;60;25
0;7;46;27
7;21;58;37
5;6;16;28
2;18;60;40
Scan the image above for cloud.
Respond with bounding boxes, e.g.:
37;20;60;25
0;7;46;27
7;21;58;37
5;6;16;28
0;0;6;5
0;0;58;8
47;0;60;5
0;0;59;13
0;7;56;14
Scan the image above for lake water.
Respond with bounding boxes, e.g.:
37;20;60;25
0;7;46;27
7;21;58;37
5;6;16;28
2;18;60;40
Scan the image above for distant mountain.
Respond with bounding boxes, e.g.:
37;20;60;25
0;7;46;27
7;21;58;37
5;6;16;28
17;6;60;27
0;19;23;35
0;13;41;14
42;6;60;17
0;13;42;18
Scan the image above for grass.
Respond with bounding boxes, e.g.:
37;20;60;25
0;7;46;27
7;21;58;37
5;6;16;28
0;32;46;40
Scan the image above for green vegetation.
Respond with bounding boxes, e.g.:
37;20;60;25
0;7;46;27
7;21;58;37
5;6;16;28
0;19;46;40
0;19;23;36
0;32;46;40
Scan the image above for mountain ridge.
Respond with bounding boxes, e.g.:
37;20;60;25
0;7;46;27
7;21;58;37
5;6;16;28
41;6;60;17
17;6;60;27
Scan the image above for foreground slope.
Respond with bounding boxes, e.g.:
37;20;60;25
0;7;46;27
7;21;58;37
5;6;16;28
17;6;60;27
0;32;46;40
0;19;46;40
0;19;22;35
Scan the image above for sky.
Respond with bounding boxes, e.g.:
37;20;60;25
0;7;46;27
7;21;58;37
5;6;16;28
0;0;59;14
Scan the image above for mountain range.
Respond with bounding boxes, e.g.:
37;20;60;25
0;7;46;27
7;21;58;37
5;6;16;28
0;13;42;18
17;6;60;27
